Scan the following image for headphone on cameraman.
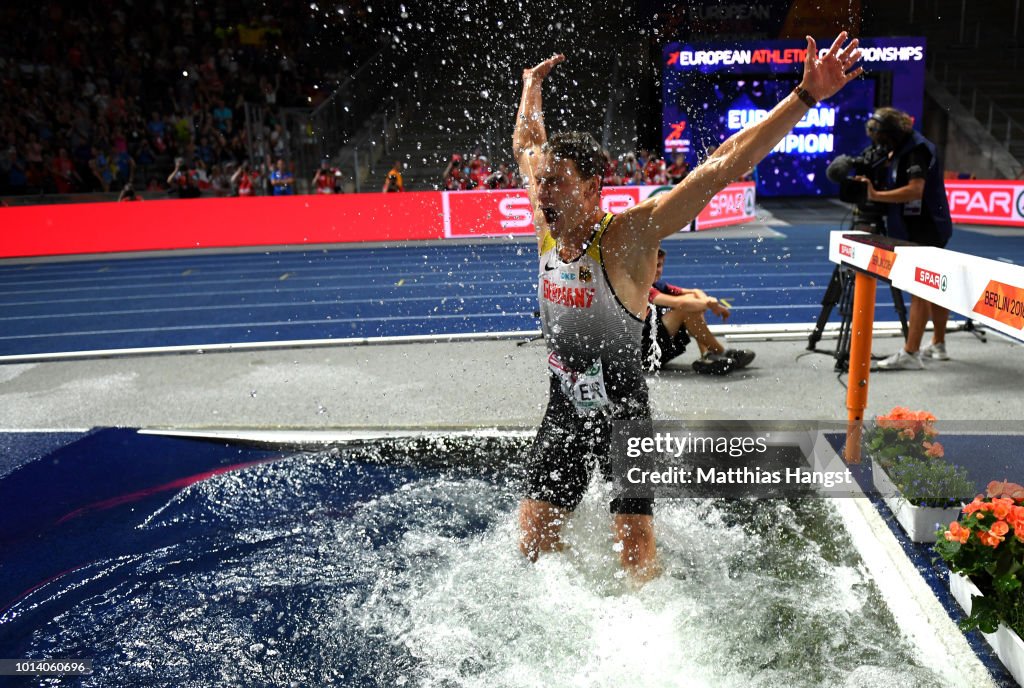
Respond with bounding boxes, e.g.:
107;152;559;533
866;108;910;147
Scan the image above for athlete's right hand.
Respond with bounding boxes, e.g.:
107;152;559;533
523;54;566;82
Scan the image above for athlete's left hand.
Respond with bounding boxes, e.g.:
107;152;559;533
799;32;863;102
706;297;730;320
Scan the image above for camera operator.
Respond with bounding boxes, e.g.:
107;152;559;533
826;140;889;232
855;107;954;370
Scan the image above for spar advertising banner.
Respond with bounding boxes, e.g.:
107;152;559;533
889;246;1024;339
830;232;1024;341
0;184;757;259
443;183;757;238
663;37;926;198
944;180;1024;228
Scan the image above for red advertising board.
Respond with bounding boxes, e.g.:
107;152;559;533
945;180;1024;227
0;193;445;259
443;183;755;238
1;183;757;259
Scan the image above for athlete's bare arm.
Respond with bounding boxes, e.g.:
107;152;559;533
513;54;565;249
651;291;731;318
620;33;863;247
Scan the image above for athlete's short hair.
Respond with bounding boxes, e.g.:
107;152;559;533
545;131;604;182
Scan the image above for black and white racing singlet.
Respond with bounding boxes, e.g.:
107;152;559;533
538;213;647;411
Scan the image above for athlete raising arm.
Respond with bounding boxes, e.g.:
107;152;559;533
514;33;862;581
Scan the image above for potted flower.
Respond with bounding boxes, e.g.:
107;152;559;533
864;407;974;542
936;481;1024;685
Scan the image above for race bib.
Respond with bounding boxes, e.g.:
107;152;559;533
547;352;611;411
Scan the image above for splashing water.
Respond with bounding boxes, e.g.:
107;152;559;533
1;439;956;687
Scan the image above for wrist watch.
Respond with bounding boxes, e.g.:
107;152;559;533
793;86;818;108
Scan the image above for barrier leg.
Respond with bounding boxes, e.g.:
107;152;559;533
844;272;878;463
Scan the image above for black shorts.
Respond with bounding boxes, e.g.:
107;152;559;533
641;307;690;368
526;377;654;516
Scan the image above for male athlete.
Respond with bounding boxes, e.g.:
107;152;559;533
514;33;863;580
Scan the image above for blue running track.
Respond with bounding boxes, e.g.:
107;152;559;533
1;224;1023;358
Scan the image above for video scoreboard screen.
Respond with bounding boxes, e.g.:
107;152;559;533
662;37;926;197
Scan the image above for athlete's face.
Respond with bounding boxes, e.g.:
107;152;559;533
655;254;665;281
536;153;599;237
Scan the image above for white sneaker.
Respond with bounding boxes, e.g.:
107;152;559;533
876;348;925;371
921;341;949;361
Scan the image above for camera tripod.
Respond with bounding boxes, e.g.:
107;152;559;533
807;264;909;373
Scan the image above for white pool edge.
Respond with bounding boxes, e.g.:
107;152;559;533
833;496;996;686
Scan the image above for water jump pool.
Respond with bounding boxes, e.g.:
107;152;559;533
0;429;1010;686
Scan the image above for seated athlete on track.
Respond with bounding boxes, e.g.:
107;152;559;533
514;34;863;581
642;247;756;375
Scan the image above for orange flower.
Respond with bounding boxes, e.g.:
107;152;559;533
991;520;1010;537
988;480;1024;501
992;498;1014;520
978;531;1003;548
945;521;970;544
963;497;987;515
1008;506;1024;531
898;428;916;441
922;441;944;458
878;406;914;428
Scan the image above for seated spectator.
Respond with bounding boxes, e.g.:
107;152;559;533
642;248;756;375
486;162;515;189
313;158;342;194
88;146;115;192
382;172;403;193
210;164;231;197
167;157;201;198
147;112;168;153
644;154;668;185
620;152;641;186
114;150;136;189
231;161;259;196
385;160;404;191
470;155;491;188
602;152;621;186
269;158;294;195
3;147;29;195
118;182;142;202
442;154;470;190
667;153;689;184
50;148;82;194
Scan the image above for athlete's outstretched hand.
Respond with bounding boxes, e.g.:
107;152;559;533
523;54;566;83
800;32;863;101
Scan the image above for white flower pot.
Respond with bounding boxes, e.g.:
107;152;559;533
871;462;963;543
949;571;1024;686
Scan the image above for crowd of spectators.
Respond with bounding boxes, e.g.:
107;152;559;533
439;148;695;192
441;150;522;191
0;1;387;198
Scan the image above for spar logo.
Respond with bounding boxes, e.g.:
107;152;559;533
498;196;533;230
601;192;638;215
707;189;746;217
744;188;755;216
915;267;948;291
947;187;1014;219
1017;188;1024;219
838;243;855;259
